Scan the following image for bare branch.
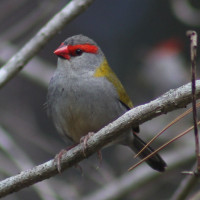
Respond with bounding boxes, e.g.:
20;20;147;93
0;81;199;197
0;126;59;199
170;163;198;200
0;40;53;87
135;103;200;158
0;0;95;88
82;147;195;200
186;30;200;173
129;121;199;171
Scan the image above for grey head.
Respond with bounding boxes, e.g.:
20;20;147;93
63;34;97;46
55;34;105;76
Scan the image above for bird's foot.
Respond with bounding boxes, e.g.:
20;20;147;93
54;145;76;173
80;132;102;165
80;132;94;156
54;149;67;173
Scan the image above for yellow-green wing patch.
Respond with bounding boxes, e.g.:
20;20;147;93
93;58;133;108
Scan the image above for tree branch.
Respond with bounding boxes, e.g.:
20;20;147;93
0;0;95;88
0;81;199;198
0;40;53;87
82;147;195;200
0;126;59;199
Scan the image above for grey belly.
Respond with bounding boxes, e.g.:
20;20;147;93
51;77;127;143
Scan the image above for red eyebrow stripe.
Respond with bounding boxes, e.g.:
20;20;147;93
68;44;98;55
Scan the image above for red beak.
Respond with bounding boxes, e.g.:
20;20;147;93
54;45;70;60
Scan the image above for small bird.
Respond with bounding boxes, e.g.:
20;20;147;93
47;35;167;172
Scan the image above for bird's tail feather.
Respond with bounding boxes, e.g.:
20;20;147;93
130;134;167;172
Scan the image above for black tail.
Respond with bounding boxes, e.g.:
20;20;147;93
130;134;167;172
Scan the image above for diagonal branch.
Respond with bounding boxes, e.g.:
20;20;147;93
0;81;199;198
0;40;54;87
0;0;95;88
82;147;195;200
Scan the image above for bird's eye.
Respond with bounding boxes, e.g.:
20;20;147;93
75;49;83;56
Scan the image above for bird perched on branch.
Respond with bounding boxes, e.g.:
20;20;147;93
47;35;167;172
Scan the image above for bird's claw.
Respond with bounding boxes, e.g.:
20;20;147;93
54;149;67;173
80;132;103;166
80;132;94;156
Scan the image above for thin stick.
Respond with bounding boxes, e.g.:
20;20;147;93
128;121;200;171
135;102;200;158
186;30;200;173
170;163;198;200
0;0;95;88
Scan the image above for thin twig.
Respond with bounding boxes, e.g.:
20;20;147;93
128;121;200;171
135;102;200;158
170;163;198;200
0;0;95;88
0;81;199;197
82;146;195;200
0;126;60;199
186;30;200;173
